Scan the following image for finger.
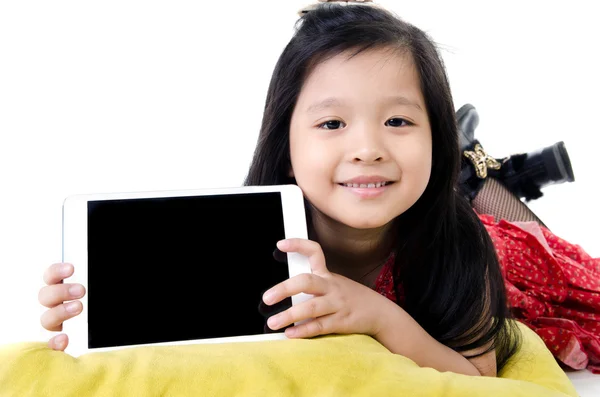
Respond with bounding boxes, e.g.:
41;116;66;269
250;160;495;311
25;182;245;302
267;296;334;331
276;239;328;275
40;301;83;331
263;321;292;334
43;263;74;285
48;333;69;351
38;283;86;308
263;273;328;305
285;314;336;339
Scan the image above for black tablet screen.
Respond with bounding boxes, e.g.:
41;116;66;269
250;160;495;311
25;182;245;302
87;192;290;348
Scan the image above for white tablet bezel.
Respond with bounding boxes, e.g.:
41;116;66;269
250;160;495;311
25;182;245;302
61;184;312;357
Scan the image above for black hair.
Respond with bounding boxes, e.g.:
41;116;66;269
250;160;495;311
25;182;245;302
244;3;520;371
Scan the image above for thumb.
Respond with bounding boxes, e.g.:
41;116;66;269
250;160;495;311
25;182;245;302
48;333;68;351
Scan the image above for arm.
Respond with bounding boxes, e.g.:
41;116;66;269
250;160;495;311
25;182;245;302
266;239;498;377
374;298;497;377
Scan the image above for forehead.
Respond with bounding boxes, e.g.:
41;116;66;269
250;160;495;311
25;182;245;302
298;47;424;106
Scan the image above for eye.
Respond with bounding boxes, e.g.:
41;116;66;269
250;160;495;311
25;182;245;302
385;118;413;127
318;120;346;130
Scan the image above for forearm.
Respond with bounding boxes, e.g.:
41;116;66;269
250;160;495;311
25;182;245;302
374;300;482;377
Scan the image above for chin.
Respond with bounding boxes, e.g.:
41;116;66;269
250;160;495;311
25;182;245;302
336;214;395;230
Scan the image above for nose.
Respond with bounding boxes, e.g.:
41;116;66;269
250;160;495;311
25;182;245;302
349;127;386;164
353;148;384;164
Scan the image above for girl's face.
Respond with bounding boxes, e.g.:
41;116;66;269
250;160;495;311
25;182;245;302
289;48;432;230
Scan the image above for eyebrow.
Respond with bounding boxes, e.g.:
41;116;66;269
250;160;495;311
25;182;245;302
305;96;424;114
306;97;344;114
387;96;424;112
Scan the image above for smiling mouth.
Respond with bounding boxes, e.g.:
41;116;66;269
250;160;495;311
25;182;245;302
338;181;394;188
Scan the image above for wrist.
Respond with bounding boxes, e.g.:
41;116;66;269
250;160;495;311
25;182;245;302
372;299;428;361
370;301;483;376
371;296;404;342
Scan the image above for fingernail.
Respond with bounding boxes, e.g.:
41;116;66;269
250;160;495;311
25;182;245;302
263;291;275;305
277;240;289;250
268;316;279;329
55;334;67;348
60;264;72;277
65;301;80;313
286;327;297;337
69;285;83;297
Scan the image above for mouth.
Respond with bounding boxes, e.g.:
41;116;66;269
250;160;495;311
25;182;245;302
337;180;396;199
338;181;395;189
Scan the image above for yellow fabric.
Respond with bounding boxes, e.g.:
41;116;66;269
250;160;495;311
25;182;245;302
0;322;578;397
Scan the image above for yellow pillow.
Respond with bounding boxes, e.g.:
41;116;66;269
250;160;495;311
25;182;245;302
0;322;578;396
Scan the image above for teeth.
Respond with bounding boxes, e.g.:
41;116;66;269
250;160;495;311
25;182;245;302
343;182;388;188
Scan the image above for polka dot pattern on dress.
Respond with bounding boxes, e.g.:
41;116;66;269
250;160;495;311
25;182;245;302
374;213;600;374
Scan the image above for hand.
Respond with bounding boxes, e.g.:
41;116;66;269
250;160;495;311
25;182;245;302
262;238;391;339
38;263;86;351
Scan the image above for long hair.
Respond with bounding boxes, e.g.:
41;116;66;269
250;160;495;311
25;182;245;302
244;3;520;371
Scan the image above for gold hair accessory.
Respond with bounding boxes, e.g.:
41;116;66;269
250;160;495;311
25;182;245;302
298;0;376;17
463;143;502;179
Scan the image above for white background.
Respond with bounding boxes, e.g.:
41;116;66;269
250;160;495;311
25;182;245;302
0;0;598;348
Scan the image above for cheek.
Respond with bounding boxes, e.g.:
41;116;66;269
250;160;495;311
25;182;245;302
399;136;432;190
290;136;332;182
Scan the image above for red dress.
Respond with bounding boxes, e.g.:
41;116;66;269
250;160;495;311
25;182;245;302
374;214;600;374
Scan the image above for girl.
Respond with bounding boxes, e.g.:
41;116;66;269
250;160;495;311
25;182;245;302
39;1;522;377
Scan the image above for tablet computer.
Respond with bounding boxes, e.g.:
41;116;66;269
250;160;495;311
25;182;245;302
61;184;312;356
